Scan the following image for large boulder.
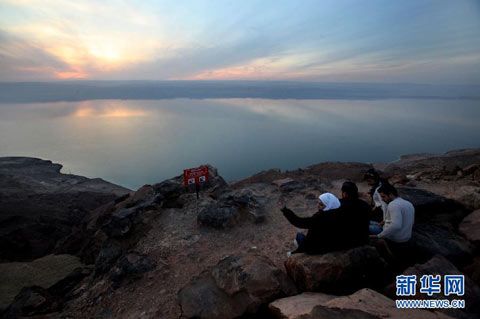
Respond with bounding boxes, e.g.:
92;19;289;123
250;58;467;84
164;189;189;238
410;224;475;266
398;188;467;228
464;257;480;288
384;255;480;319
459;209;480;246
197;187;266;228
177;253;297;319
1;286;57;319
284;246;387;294
457;187;480;211
2;266;92;318
197;203;241;228
269;288;453;319
55;185;159;264
268;292;335;319
109;252;154;289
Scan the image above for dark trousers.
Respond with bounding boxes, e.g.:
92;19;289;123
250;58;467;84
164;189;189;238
294;232;307;253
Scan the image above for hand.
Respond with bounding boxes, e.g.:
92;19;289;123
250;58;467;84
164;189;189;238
378;221;385;226
369;235;378;239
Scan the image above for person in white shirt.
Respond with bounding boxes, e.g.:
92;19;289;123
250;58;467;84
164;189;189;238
371;184;415;243
364;169;388;235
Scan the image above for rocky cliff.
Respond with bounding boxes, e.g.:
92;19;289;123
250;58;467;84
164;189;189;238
1;149;480;319
0;157;131;262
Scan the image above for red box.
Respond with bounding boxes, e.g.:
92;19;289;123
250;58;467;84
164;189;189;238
183;166;209;186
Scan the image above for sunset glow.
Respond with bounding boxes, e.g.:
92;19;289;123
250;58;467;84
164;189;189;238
74;107;147;118
1;0;479;83
55;71;87;79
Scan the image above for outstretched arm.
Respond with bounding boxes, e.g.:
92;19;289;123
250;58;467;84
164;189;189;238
282;206;331;229
282;207;310;229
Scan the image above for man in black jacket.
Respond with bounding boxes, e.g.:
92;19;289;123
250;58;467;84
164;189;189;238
282;181;370;255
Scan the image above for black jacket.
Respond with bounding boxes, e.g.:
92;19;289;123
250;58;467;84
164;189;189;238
282;197;370;254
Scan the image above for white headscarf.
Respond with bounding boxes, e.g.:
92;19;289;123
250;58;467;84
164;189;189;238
318;193;341;211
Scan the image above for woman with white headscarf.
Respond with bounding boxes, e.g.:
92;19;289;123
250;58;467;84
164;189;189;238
281;192;341;256
318;193;341;211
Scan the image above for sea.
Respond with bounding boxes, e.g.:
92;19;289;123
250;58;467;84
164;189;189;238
1;97;479;190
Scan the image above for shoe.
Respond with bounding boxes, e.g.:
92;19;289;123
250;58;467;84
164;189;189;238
287;251;292;257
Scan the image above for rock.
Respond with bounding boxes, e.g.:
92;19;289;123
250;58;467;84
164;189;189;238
177;270;235;319
384;255;480;319
48;266;92;299
305;193;317;200
474;168;480;181
2;266;93;317
198;188;267;228
381;149;480;176
270;288;452;319
122;185;155;208
268;292;335;319
284;246;387;294
463;164;480;176
308;305;379;319
0;157;131;262
272;178;306;194
102;196;157;238
464;257;480;288
398;188;467;228
94;240;123;275
410;224;475;266
109;252;154;289
459;209;480;245
2;286;57;319
197;203;240;228
153;178;186;208
219;188;266;223
56;185;159;262
178;253;297;319
273;178;296;188
304;162;373;182
458;188;480;211
390;174;409;185
323;288;453;319
231;168;284;188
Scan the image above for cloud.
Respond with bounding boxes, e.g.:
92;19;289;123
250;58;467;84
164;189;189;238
0;30;73;80
0;0;479;83
97;29;286;80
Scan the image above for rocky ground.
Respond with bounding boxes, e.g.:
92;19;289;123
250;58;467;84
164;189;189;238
1;149;480;319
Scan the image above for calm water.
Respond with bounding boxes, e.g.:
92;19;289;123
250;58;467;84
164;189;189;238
1;98;479;190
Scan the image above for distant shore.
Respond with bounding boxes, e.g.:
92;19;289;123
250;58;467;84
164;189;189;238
1;81;479;103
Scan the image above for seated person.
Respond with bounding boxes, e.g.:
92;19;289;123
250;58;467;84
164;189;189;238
282;182;370;255
363;169;388;235
282;192;340;255
336;181;371;248
370;183;415;243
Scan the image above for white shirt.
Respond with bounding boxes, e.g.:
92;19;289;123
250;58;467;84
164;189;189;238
378;197;415;243
372;184;387;216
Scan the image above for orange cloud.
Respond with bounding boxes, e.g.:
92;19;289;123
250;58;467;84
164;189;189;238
55;71;88;79
184;65;267;80
73;106;147;118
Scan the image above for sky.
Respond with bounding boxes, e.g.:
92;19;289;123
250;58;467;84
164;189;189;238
0;0;479;84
